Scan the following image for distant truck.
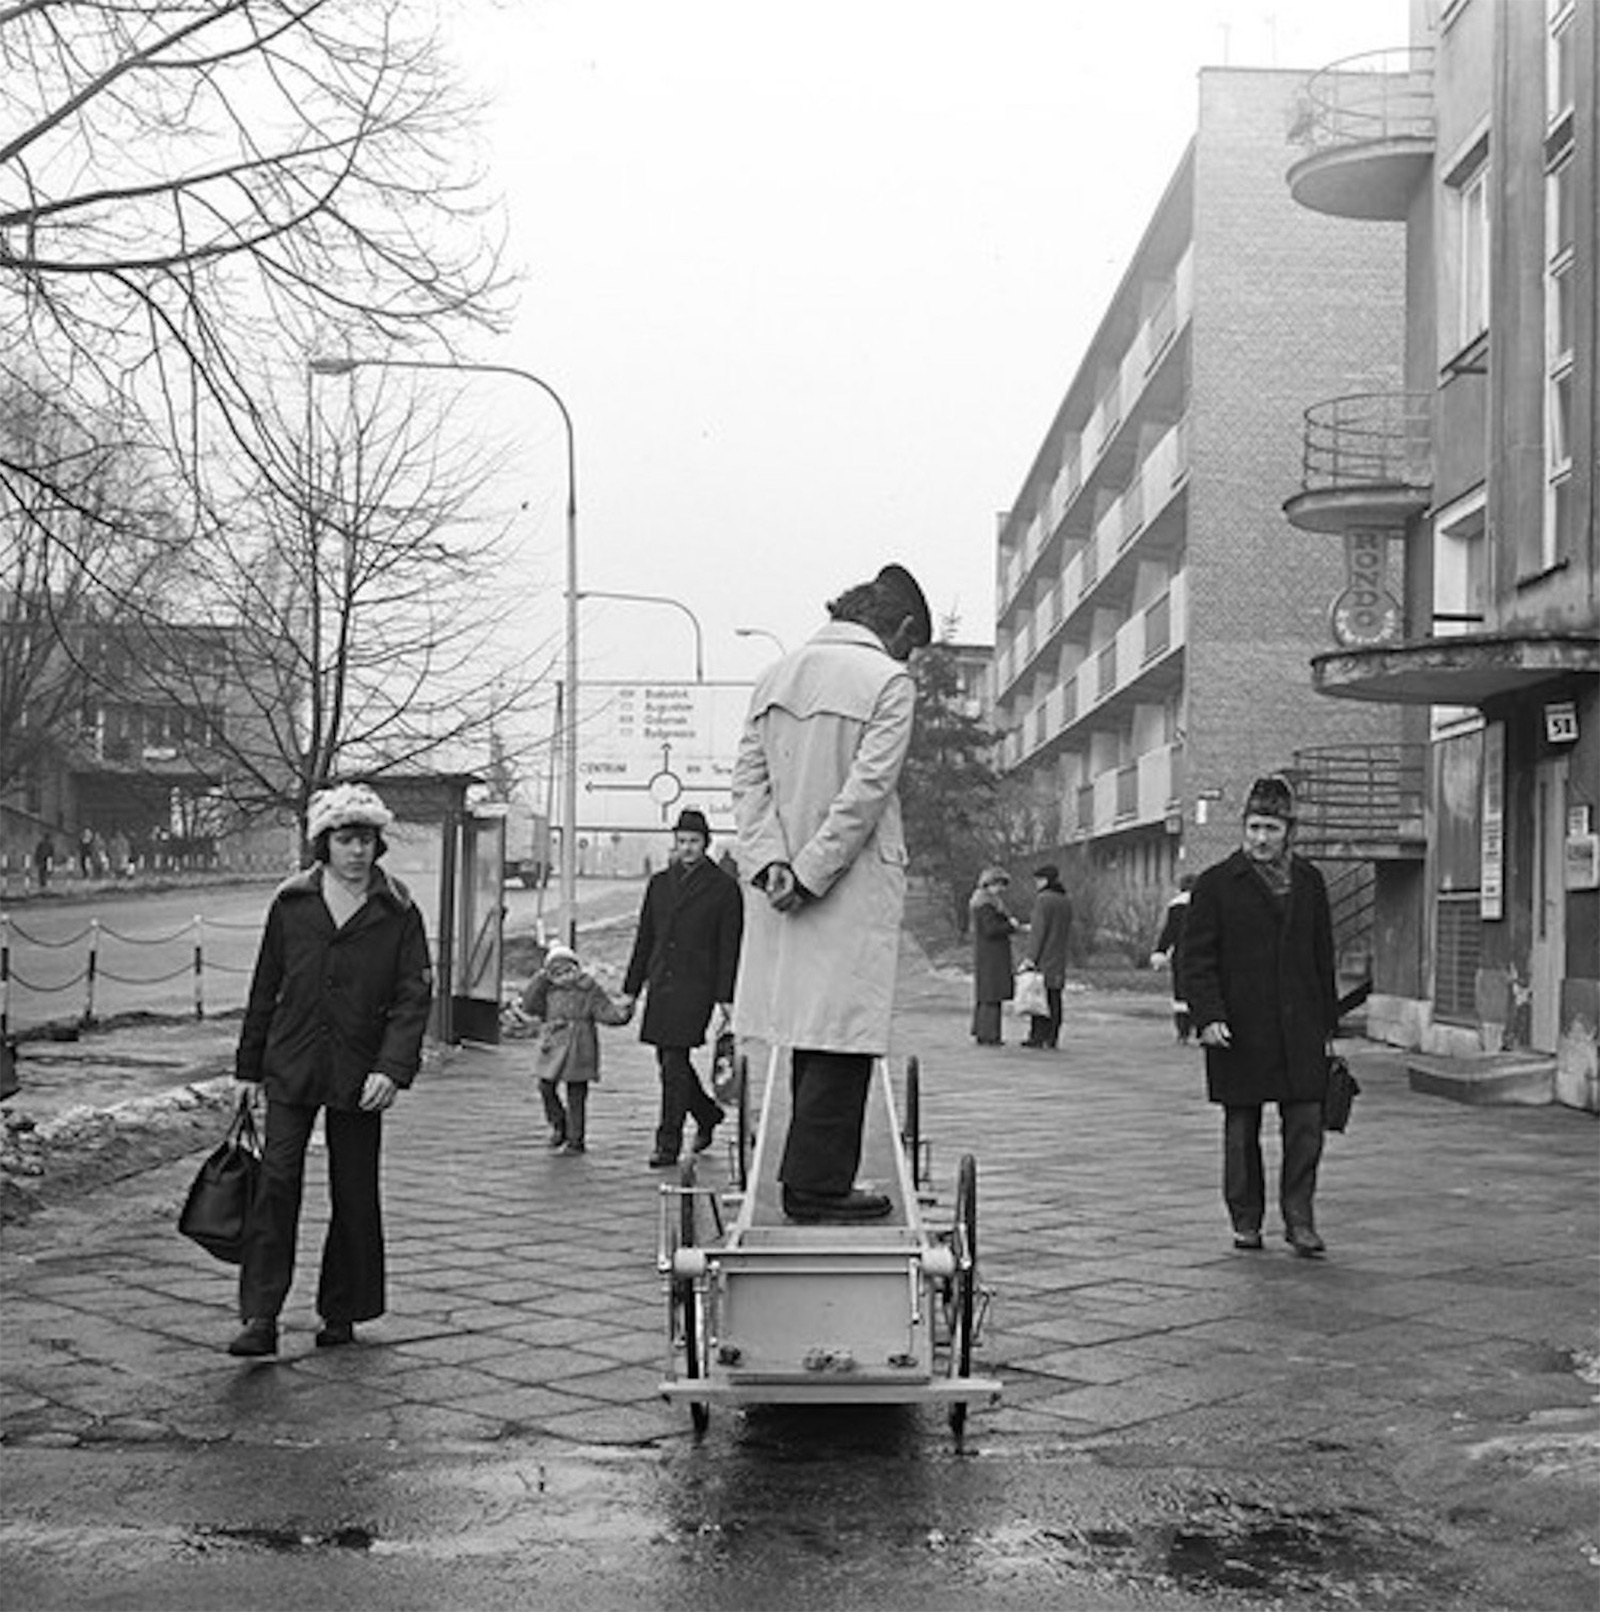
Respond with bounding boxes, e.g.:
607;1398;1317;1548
504;801;551;889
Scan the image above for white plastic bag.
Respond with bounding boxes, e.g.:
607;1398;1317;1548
1013;966;1049;1018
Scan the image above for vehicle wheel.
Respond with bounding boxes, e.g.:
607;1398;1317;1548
902;1055;921;1189
947;1153;977;1436
735;1052;752;1192
678;1160;709;1434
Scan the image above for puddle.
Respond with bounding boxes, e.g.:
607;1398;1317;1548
929;1499;1448;1606
192;1524;376;1553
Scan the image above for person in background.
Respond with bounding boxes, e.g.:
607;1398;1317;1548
33;832;54;890
1020;863;1073;1049
519;942;631;1155
622;808;744;1169
228;783;432;1357
732;562;933;1223
1182;775;1339;1259
969;867;1019;1047
1151;873;1197;1042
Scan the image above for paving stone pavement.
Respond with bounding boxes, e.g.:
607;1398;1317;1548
1;941;1596;1606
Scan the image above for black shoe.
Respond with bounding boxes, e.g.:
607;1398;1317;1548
1232;1230;1264;1251
781;1187;893;1223
315;1320;355;1349
691;1110;724;1153
546;1128;568;1150
1284;1225;1326;1258
558;1140;586;1155
648;1151;679;1168
228;1318;279;1357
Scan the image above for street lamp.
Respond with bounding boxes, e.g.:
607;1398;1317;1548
309;354;581;945
582;589;705;681
734;626;787;657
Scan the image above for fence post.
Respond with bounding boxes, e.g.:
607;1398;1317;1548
193;914;205;1021
83;918;99;1026
1;913;10;1048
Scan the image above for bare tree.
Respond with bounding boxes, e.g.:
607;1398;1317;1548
0;377;183;790
179;369;554;834
0;0;510;487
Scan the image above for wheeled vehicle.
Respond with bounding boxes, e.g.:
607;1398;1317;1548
657;1046;999;1437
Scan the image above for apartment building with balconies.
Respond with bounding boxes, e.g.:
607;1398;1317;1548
993;67;1408;909
1284;0;1598;1107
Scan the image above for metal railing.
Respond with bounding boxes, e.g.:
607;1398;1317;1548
1298;392;1432;495
1291;47;1435;152
1289;743;1427;856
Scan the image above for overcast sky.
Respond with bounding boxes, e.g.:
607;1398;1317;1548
446;0;1409;691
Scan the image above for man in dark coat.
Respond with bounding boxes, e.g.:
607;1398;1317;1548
1021;863;1073;1049
229;783;433;1357
623;808;743;1167
1183;775;1338;1258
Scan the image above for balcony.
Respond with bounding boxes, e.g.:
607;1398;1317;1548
1287;48;1434;221
1070;742;1185;840
1283;392;1432;534
1288;744;1426;861
1312;630;1600;707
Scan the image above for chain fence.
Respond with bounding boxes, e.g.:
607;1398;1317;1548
2;911;266;1038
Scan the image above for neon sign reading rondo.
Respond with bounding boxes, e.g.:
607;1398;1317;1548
1331;528;1403;648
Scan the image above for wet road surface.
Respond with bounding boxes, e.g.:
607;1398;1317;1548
2;937;1595;1610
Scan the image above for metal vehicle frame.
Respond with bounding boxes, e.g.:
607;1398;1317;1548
657;1047;999;1437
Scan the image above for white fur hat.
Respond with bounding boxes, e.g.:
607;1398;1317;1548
307;782;394;842
543;943;579;970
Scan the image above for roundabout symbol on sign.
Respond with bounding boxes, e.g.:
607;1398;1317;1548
649;768;684;808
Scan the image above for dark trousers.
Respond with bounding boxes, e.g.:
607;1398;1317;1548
1223;1101;1324;1234
239;1099;385;1325
779;1049;873;1196
1027;985;1063;1048
972;1001;1003;1045
540;1079;588;1145
655;1047;720;1155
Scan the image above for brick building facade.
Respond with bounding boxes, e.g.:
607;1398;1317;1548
992;69;1408;910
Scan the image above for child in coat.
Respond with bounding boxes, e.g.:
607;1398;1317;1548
518;943;631;1155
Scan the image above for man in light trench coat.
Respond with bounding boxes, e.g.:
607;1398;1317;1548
731;563;933;1223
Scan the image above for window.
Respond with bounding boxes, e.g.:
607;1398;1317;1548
1548;0;1576;130
1433;489;1488;636
1544;9;1575;571
1451;157;1491;354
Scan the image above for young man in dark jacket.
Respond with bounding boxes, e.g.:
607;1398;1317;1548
622;808;743;1167
1183;775;1338;1258
228;783;432;1356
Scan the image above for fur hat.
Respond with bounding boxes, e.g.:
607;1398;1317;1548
876;563;933;648
307;782;393;842
542;943;579;971
673;808;712;842
1243;775;1296;822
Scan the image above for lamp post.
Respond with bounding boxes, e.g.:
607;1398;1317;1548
308;355;581;945
734;626;787;657
582;589;705;681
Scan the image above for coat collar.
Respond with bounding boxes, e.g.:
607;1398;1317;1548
809;619;894;656
277;862;415;912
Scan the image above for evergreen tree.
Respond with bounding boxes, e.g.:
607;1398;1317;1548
902;626;1002;929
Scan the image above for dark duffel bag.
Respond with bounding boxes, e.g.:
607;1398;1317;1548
178;1092;262;1263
